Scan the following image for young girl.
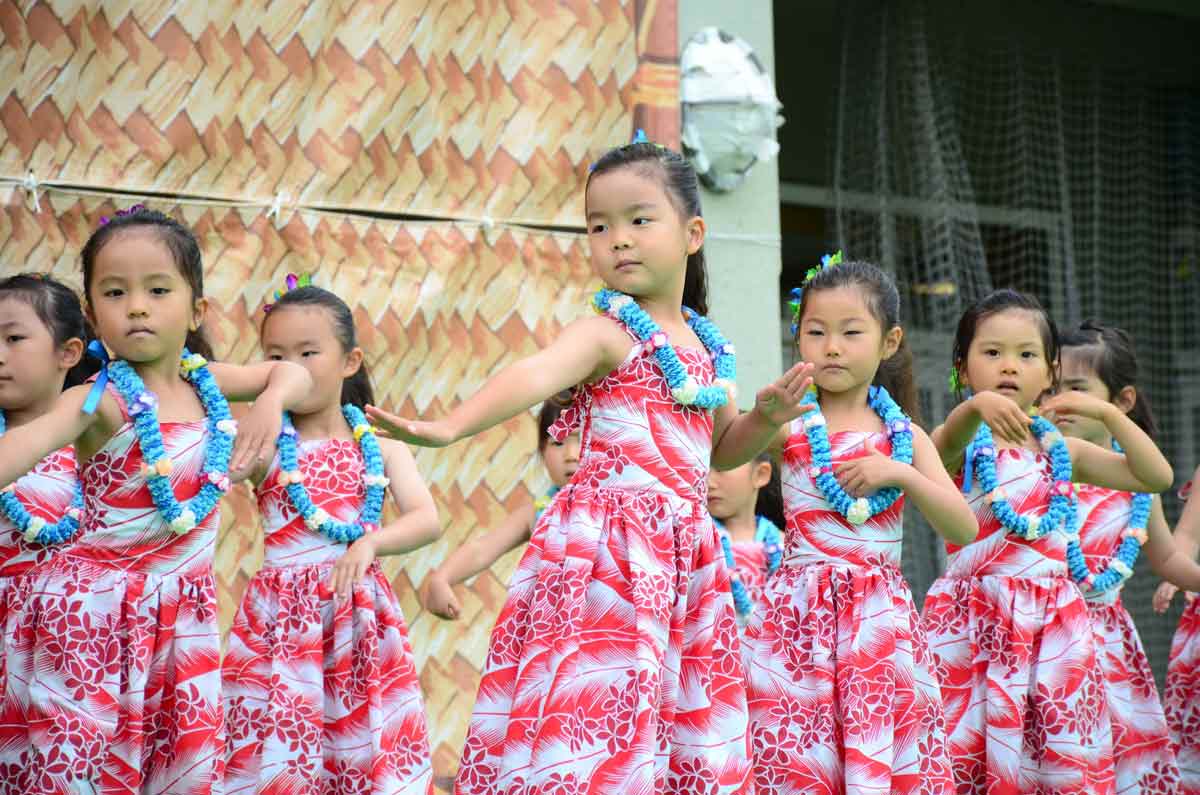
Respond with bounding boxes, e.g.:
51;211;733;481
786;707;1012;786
1059;321;1200;794
707;450;784;632
740;258;977;795
922;290;1174;795
0;207;312;795
367;137;813;794
0;274;94;686
222;280;440;794
1159;466;1200;794
420;396;579;621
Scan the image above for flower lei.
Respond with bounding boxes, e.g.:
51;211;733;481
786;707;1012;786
591;289;736;409
275;404;387;543
798;385;914;525
106;350;236;534
533;486;560;521
718;515;783;618
964;415;1076;541
1067;439;1150;596
0;410;85;545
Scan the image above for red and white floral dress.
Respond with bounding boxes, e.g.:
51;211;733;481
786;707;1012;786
222;437;432;794
0;447;77;700
742;427;953;795
1076;484;1181;794
1165;483;1200;795
0;388;223;795
454;329;752;794
922;448;1117;795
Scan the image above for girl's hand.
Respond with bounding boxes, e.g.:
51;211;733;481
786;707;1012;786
229;400;283;477
365;405;457;448
420;573;462;620
329;537;376;601
1154;581;1179;613
1041;391;1116;426
835;442;910;498
754;362;816;426
971;391;1033;444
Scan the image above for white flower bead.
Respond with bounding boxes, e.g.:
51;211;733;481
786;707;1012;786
216;419;238;436
364;474;390;488
23;517;46;543
1024;515;1041;535
305;508;330;530
1039;431;1063;450
608;294;632;315
803;413;827;429
714;378;737;402
846;498;871;525
169;510;196;535
670;377;701;405
1110;559;1133;578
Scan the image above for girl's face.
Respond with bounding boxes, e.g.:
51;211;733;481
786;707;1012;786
88;231;205;364
707;460;770;521
541;432;580;486
797;286;900;394
0;297;78;411
960;309;1053;411
1058;349;1131;445
584;167;704;301
262;305;363;415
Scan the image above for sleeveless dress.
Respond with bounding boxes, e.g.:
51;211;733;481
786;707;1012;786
1165;479;1200;795
0;386;223;795
715;516;773;630
222;437;432;794
453;329;752;794
0;447;77;702
921;447;1116;795
742;426;953;795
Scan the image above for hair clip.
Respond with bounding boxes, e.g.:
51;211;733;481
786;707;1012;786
263;272;313;313
98;203;147;227
588;129;665;173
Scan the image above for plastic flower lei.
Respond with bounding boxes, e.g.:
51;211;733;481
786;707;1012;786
0;410;85;544
591;288;736;410
1068;439;1150;596
275;404;388;543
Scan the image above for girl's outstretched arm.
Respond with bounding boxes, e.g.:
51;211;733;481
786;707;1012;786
1153;465;1200;613
835;426;978;545
327;437;441;599
0;385;105;488
1144;496;1200;594
421;503;535;620
209;360;313;475
1044;392;1172;492
366;315;630;447
710;362;813;470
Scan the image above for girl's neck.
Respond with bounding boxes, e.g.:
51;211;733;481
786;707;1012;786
292;399;353;441
1;389;61;430
719;505;758;543
130;350;186;394
818;381;878;432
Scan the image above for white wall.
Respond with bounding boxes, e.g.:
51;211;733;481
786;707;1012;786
679;1;783;407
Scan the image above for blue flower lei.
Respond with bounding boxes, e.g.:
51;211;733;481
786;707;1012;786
718;515;783;618
533;485;561;521
1067;439;1150;596
590;289;736;410
104;350;236;534
275;404;387;544
798;385;914;525
0;410;85;545
965;415;1077;543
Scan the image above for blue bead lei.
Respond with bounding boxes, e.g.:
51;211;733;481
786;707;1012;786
533;486;561;521
0;410;85;545
799;385;914;525
1068;439;1149;596
590;289;736;410
105;350;236;534
717;515;783;618
276;404;387;544
965;415;1077;544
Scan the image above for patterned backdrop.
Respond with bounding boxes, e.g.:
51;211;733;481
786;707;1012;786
0;0;679;784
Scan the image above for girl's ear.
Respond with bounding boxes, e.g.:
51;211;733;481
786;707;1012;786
751;459;772;490
342;346;365;380
881;325;903;360
1114;384;1138;416
191;296;209;332
58;337;85;371
685;216;706;255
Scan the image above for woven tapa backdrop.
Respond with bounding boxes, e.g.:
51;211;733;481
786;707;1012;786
0;0;679;783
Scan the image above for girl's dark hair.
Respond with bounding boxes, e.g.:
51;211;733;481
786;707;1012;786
536;390;575;451
586;141;709;314
0;273;98;389
1060;320;1158;440
81;207;214;361
951;288;1059;400
752;451;785;529
261;286;374;409
792;260;921;425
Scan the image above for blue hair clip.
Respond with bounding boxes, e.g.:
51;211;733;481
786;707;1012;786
631;128;649;144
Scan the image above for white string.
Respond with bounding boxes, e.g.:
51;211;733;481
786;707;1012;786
21;170;41;213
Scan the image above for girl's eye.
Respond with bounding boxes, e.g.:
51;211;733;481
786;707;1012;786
806;329;824;337
1021;351;1037;359
845;329;861;336
302;350;317;358
151;287;170;295
983;349;999;357
104;289;124;298
267;354;283;361
589;223;606;234
5;335;25;344
632;217;650;225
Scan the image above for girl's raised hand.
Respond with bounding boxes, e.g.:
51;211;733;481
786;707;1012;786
1041;391;1115;425
420;573;462;620
365;405;457;448
230;402;284;477
754;362;816;426
1153;581;1196;614
329;536;376;601
971;391;1033;444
